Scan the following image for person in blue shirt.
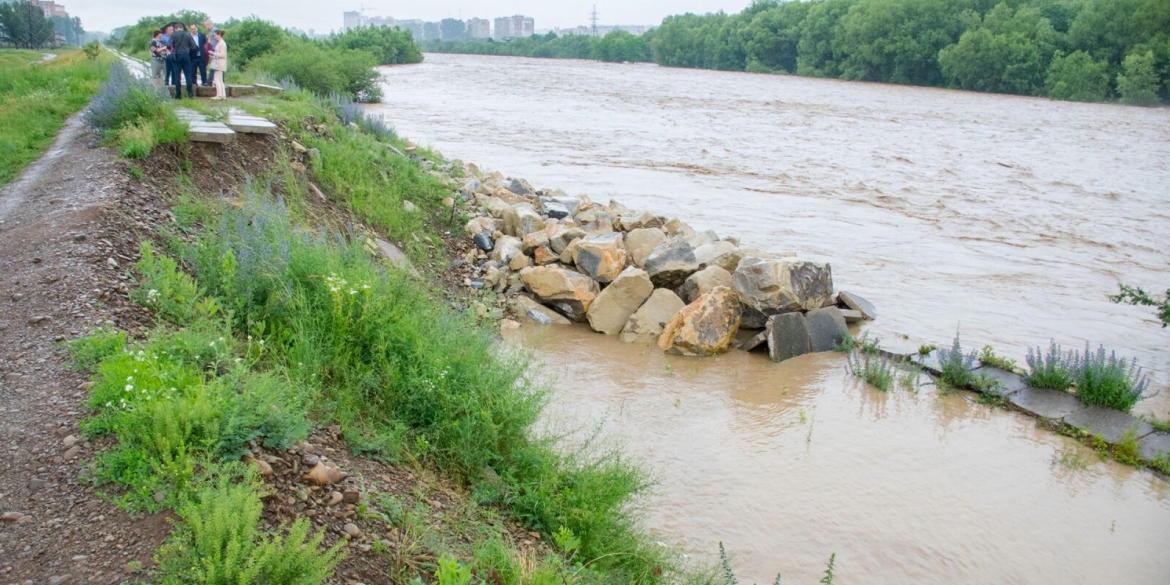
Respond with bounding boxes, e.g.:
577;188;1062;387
160;24;173;90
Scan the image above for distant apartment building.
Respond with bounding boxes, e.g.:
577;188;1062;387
493;15;533;40
343;11;362;30
31;0;68;18
466;17;490;39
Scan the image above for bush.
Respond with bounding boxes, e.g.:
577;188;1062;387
1025;341;1073;390
1045;50;1109;102
84;62;168;135
1117;50;1161;105
330;25;423;65
1068;343;1150;412
223;16;287;69
937;329;978;388
248;42;383;102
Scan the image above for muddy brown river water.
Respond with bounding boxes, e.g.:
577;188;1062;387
370;54;1170;583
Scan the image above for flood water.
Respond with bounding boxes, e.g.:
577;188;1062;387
370;54;1170;583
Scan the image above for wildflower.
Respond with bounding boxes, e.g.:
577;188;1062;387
349;289;358;295
125;384;133;392
146;289;160;303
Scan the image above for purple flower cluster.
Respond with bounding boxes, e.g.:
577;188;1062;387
83;62;168;135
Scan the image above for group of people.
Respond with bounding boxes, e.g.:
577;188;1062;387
149;19;228;100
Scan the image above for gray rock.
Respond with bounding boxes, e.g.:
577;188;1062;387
473;232;494;252
373;238;421;278
490;236;523;264
625;227;667;268
1063;407;1153;445
734;257;835;313
542;201;570;219
693;240;744;273
502;203;543;237
642;237;700;288
508;177;535;196
838;290;877;320
573;232;628;283
971;367;1026;396
766;313;812;363
549;226;586;254
680;265;734;304
509;296;571;325
686;230;720;248
586;267;653;335
805;307;848;352
620;289;686;343
740;306;782;330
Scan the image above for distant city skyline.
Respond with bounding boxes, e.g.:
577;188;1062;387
76;1;753;34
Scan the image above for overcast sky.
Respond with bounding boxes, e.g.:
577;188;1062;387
76;1;754;34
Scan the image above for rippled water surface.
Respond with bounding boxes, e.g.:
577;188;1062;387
370;54;1170;583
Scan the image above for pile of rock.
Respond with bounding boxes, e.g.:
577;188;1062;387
456;165;876;362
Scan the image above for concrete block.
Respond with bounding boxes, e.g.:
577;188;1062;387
227;110;278;135
840;309;864;323
254;83;283;95
972;366;1027;396
838;290;876;320
1138;433;1170;463
1008;387;1084;420
806;306;848;352
766;313;811;364
1063;407;1153;445
226;84;255;97
188;121;236;143
735;330;767;352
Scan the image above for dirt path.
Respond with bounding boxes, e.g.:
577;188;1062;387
0;114;170;583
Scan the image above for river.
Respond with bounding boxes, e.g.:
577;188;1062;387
369;54;1170;584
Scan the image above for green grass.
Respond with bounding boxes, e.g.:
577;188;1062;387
846;348;896;392
0;48;113;189
978;345;1017;372
834;331;878;354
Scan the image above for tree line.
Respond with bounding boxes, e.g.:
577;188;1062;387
0;0;86;48
109;12;423;102
422;30;652;64
423;0;1169;105
647;0;1168;104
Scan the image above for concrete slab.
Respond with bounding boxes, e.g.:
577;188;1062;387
254;83;283;95
766;313;811;364
972;366;1027;396
1008;387;1084;420
806;306;848;352
838;290;877;320
1138;433;1170;463
840;309;864;323
174;108;204;121
226;111;277;135
195;86;217;98
735;330;767;352
910;349;982;379
1063;406;1153;445
226;84;255;98
188;122;236;143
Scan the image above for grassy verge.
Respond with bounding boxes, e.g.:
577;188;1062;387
0;48;113;189
72;78;692;583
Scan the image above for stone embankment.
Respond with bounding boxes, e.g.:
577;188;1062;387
439;160;1169;475
454;166;871;359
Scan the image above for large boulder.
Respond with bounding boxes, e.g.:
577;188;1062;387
625;228;667;268
693;241;744;273
664;218;695;238
680;265;734;304
521;229;552;254
520;266;600;321
642;237;700;288
509;295;571;325
574;207;615;233
490;236;523;263
621;289;686;343
657;287;742;357
481;196;511;219
502;203;544;237
806;306;849;352
733;257;834;313
616;211;664;232
766;313;812;363
573;232;629;284
549;226;586;254
465;216;497;234
508;177;535;196
586;267;654;335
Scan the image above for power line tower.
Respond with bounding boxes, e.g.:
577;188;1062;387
590;5;599;37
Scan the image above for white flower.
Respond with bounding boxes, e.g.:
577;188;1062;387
125;384;133;392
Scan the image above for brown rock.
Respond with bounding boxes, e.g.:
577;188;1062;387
519;266;600;322
657;286;743;356
621;289;686;343
586;267;654;335
680;265;735;304
303;462;331;486
327;491;344;506
342;489;361;504
573;232;628;284
625;227;667;268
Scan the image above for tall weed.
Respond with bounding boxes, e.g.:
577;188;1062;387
936;329;978;388
1025;341;1073;390
1069;343;1150;412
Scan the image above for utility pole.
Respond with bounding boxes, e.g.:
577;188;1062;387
590;5;598;37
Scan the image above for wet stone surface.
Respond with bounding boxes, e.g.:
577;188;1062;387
972;366;1027;396
1138;433;1170;462
1063;406;1154;445
1007;387;1085;420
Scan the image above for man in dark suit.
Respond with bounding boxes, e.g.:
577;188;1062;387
167;22;198;99
188;23;208;87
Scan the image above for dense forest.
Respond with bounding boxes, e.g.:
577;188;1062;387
429;0;1170;105
422;30;651;64
109;12;421;101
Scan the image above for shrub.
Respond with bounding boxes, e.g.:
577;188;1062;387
1025;341;1073;390
223;17;288;69
115;119;154;158
155;474;344;584
330;24;423;65
937;329;978;388
1068;343;1149;412
84;62;168;136
248;42;383;102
